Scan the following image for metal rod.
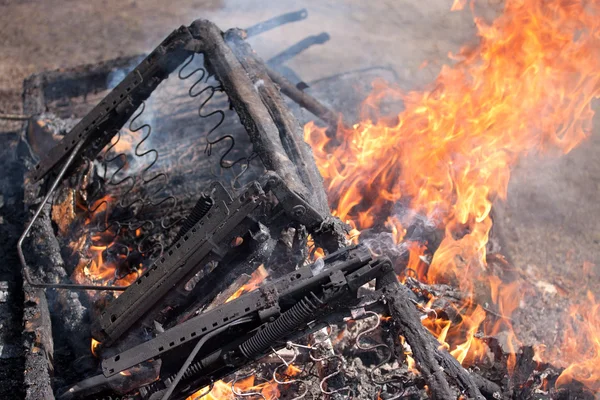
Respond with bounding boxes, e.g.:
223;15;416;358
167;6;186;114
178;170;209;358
18;140;128;291
266;32;330;67
244;9;308;38
0;113;32;121
266;67;340;128
160;319;251;400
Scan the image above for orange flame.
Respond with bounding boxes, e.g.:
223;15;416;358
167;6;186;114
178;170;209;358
406;354;419;375
555;291;600;392
91;338;101;357
305;0;600;391
187;376;280;400
405;242;428;282
225;265;268;303
70;194;141;300
109;128;143;154
283;364;302;377
449;305;487;366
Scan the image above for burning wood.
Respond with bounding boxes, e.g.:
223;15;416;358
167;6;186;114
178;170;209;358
304;0;600;396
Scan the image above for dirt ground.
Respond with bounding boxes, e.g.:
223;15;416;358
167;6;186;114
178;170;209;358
0;0;598;389
0;0;496;129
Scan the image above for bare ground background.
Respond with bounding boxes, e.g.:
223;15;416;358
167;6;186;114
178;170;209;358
0;0;598;396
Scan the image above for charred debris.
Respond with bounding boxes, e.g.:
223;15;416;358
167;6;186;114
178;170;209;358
12;10;593;400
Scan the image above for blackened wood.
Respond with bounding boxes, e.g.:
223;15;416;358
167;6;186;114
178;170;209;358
219;27;347;252
470;373;502;399
224;28;330;217
21;68;56;400
190;20;309;201
26;203;90;359
266;67;340;129
22;284;54;400
382;279;485;400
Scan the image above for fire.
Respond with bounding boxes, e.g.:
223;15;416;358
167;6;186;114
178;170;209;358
404;242;428;282
69;194;141;298
282;364;302;377
305;0;600;392
187;376;279;400
421;303;488;366
91;338;101;357
307;234;326;261
109;127;143;154
449;305;487;366
225;265;268;303
306;0;599;285
406;354;419;375
555;291;600;392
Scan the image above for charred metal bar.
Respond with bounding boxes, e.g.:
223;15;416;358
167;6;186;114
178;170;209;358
266;32;330;68
29;26;194;183
93;170;345;348
266;66;340;128
173;227;273;325
0;113;31;121
64;246;392;400
92;181;265;346
59;361;161;400
244;9;308;38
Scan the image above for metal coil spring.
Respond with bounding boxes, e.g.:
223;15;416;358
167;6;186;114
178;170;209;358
162;358;208;388
178;54;256;182
239;293;323;359
82;100;176;238
139;380;163;398
173;195;213;243
70;101;175;283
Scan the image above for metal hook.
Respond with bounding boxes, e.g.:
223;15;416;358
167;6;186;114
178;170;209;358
231;370;266;400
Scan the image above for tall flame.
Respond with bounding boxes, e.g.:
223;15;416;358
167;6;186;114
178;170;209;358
305;0;600;391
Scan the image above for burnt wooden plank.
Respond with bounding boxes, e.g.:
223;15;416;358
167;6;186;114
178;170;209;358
224;28;330;217
380;276;486;400
190;20;310;201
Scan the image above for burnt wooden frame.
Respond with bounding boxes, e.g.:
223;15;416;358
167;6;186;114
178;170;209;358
18;18;346;399
26;19;345;252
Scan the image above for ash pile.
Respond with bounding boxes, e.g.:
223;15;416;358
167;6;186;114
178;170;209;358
15;10;596;400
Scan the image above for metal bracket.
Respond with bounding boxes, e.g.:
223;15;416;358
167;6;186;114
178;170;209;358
29;26;195;182
263;171;326;229
93;181;265;345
